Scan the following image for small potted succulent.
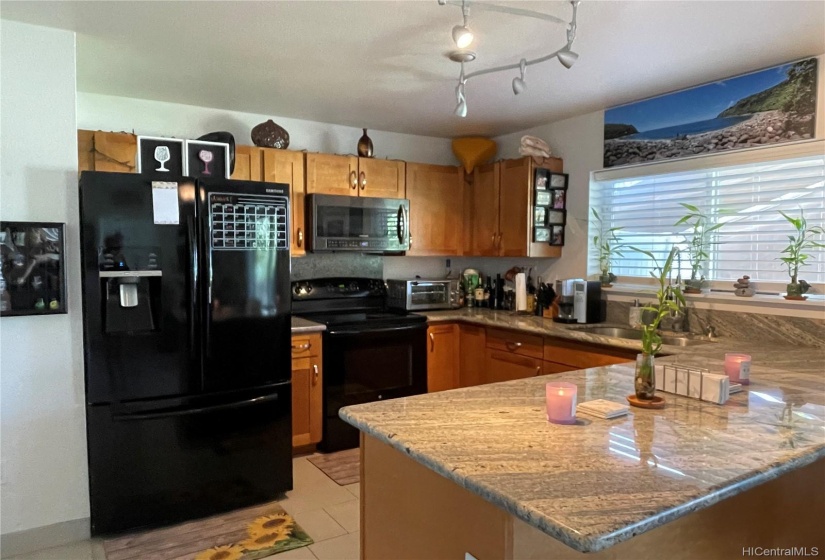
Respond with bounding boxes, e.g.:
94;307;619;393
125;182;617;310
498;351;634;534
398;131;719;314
629;246;685;400
591;208;624;287
779;209;824;300
674;203;725;294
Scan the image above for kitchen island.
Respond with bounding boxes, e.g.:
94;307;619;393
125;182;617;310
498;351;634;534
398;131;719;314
341;346;825;559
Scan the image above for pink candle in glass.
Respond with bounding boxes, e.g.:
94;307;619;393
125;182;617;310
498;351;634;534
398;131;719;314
546;382;577;424
724;353;751;385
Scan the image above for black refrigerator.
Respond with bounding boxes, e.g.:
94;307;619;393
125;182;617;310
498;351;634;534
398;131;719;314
78;171;292;535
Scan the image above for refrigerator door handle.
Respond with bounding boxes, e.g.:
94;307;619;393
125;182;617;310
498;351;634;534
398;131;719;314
187;215;198;362
112;392;280;421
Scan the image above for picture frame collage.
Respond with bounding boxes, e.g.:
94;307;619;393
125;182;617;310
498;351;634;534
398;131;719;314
533;169;567;246
137;136;231;179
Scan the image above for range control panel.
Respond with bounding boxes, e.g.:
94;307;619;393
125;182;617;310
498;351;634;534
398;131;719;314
210;193;289;251
291;278;386;299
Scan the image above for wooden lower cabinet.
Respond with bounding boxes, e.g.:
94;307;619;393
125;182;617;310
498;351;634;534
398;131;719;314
458;324;486;387
291;333;323;447
544;337;637;371
484;349;542;384
427;324;459;392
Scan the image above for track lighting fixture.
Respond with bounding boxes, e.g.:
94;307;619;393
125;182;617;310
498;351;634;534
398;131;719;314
440;0;581;117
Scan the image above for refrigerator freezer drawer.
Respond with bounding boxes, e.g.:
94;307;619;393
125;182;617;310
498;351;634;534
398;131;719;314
87;384;292;535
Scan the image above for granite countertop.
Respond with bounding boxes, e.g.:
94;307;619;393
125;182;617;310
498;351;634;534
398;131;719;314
291;316;326;334
341;308;825;552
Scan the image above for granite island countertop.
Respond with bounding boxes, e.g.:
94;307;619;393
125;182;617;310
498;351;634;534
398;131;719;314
340;320;825;552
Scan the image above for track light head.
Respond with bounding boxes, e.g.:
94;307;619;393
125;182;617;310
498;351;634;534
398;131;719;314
557;49;579;69
512;59;527;95
452;24;474;49
454;82;468;117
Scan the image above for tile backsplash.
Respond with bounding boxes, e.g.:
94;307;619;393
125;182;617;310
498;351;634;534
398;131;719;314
291;253;382;281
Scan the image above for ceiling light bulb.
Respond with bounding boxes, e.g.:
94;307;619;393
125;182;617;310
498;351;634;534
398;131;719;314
452;25;474;49
558;49;579;69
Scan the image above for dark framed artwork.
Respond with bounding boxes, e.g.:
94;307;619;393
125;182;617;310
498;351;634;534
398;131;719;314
550;225;565;246
534;168;549;190
185;139;230;179
604;57;818;168
550;189;566;209
1;222;67;317
137;136;185;177
546;209;566;226
548;172;568;189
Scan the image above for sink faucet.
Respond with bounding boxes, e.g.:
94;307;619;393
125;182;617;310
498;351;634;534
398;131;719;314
704;325;717;340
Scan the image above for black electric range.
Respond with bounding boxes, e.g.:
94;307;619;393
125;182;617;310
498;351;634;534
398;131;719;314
292;278;427;451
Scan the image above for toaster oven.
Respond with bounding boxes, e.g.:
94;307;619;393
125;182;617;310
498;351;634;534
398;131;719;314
386;279;458;311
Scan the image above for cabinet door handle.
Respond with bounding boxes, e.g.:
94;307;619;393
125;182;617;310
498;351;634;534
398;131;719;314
292;342;311;351
535;365;541;376
296;227;303;248
497;232;502;248
429;332;435;351
350;170;357;189
505;341;523;351
312;363;319;385
491;233;496;247
360;171;366;190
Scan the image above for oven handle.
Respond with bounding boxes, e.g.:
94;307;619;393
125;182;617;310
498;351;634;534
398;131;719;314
327;323;425;337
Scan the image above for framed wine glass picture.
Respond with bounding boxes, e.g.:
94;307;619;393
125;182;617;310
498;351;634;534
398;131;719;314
0;222;67;317
137;136;185;177
184;139;230;179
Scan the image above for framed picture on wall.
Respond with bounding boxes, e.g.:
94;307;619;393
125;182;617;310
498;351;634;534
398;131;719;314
551;189;566;209
137;136;185;177
185;139;231;179
546;210;566;225
534;227;551;243
0;221;67;317
534;206;547;227
535;190;552;207
550;225;565;246
534;168;549;190
548;172;568;189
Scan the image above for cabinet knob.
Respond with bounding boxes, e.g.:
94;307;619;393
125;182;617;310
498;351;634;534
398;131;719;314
505;341;523;351
292;342;311;351
360;171;366;190
535;365;541;376
312;363;319;385
429;332;435;351
491;233;496;246
297;227;303;248
350;170;357;189
497;232;502;247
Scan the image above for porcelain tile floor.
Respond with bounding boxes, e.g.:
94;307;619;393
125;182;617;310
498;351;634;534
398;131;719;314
5;454;360;560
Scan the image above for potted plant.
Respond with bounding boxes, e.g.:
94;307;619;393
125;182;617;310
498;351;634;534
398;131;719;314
778;209;825;300
591;208;624;287
628;246;685;400
674;203;725;294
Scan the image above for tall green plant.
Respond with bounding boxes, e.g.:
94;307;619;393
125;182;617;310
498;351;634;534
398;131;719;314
779;209;825;284
674;203;725;283
628;246;685;356
591;208;624;275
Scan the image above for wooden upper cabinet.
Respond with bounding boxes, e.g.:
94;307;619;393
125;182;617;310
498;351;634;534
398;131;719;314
231;145;262;181
78;130;137;173
470;162;501;256
358;158;405;198
406;163;464;256
263;149;306;256
498;158;531;257
306;153;358;196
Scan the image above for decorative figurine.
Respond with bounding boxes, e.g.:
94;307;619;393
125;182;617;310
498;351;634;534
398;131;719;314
357;128;374;158
733;275;755;297
251;120;290;149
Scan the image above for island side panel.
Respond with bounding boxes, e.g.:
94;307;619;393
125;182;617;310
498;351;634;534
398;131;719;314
361;433;511;560
511;457;824;560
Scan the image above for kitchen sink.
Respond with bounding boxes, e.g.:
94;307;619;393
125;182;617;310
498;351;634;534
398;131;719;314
574;326;714;346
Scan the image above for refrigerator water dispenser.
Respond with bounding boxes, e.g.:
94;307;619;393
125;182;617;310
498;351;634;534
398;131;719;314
101;270;161;333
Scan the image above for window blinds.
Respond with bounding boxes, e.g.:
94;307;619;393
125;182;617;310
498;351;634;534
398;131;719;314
589;152;825;285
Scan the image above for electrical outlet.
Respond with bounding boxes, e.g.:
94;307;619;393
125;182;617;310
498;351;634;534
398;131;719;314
446;258;452;269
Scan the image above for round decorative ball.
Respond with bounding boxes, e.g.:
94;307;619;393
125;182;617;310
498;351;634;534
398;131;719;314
251;120;290;149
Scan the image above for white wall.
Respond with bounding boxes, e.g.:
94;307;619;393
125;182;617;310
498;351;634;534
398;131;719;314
77;93;458;166
0;20;88;536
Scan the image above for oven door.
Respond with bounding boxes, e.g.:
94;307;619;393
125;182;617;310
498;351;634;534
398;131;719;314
321;322;426;451
308;194;409;253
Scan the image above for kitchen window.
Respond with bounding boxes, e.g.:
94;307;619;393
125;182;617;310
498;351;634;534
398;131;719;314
589;141;825;291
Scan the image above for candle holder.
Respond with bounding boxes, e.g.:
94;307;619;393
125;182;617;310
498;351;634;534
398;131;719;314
546;382;577;424
724;353;751;385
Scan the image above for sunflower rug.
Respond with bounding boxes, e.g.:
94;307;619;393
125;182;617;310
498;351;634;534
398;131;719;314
103;503;313;560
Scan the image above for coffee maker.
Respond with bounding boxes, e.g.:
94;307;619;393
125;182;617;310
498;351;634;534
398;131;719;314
553;279;577;323
573;280;604;323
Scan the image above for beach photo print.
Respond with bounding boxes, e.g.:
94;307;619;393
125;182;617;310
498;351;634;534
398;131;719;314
603;57;817;168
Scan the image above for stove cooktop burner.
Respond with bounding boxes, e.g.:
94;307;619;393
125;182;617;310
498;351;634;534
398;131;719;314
301;310;427;328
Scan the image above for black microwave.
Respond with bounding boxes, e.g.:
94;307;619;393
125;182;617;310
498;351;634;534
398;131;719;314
306;194;410;253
